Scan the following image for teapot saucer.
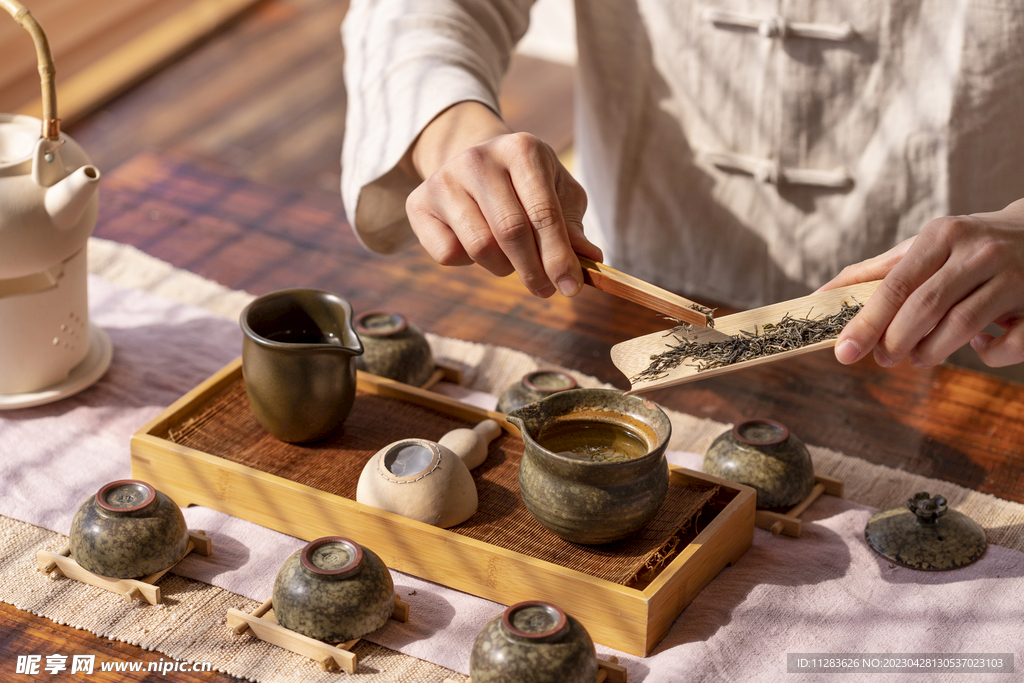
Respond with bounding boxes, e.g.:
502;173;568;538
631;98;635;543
0;324;112;410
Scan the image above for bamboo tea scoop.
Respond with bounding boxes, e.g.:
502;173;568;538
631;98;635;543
611;280;882;394
578;256;712;328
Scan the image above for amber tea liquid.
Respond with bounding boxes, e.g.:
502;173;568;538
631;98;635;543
537;419;649;463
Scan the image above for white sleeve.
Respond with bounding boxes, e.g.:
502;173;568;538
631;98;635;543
341;0;535;253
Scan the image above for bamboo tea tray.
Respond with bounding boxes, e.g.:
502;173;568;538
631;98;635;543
130;357;754;656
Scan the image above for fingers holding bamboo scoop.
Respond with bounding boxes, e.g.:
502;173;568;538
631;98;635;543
610;280;883;394
577;256;714;329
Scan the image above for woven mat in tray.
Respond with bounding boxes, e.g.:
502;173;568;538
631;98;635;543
168;378;719;587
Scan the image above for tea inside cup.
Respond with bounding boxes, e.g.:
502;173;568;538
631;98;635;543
507;389;672;544
244;289;362;348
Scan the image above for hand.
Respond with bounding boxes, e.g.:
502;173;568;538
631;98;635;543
404;102;602;298
820;198;1024;368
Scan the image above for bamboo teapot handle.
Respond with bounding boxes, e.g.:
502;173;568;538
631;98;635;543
1;0;60;139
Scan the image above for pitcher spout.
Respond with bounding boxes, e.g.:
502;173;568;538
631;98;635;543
45;164;101;231
504;410;526;432
505;412;524;426
335;310;364;357
504;404;540;445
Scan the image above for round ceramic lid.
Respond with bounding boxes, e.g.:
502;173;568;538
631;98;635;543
502;601;569;643
864;492;987;570
96;480;156;513
301;537;363;578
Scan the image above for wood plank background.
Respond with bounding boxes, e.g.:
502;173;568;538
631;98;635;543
1;0;264;125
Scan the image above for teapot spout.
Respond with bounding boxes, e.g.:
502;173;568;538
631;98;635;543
45;164;101;231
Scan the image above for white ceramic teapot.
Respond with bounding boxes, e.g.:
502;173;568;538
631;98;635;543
0;114;100;280
0;0;107;401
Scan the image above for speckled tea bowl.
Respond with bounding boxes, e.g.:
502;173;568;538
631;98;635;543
470;601;597;683
273;536;395;642
703;419;814;509
506;388;671;545
496;369;577;414
69;480;189;579
354;310;435;387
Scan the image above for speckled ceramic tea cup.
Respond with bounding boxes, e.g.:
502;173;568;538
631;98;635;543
507;388;671;545
241;289;363;443
496;370;577;414
69;479;189;579
273;536;395;642
354;310;435;387
470;601;597;683
703;418;814;508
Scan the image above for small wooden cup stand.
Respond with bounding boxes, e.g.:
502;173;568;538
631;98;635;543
35;530;213;604
443;656;628;683
755;474;844;537
227;595;411;674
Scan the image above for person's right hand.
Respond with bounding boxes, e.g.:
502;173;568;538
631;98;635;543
820;198;1024;369
404;101;603;298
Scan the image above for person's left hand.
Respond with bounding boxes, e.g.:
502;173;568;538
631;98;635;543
820;198;1024;369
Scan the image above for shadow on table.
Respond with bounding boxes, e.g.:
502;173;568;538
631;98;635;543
377;583;457;644
649;522;852;656
173;530;252;581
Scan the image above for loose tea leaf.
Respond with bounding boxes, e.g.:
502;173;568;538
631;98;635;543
633;300;863;383
662;303;717;334
690;303;716;329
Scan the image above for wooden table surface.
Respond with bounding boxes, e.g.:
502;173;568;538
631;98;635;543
5;151;1024;680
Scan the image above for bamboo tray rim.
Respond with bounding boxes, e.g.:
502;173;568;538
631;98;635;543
130;356;755;655
132;356;749;597
135;427;737;598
